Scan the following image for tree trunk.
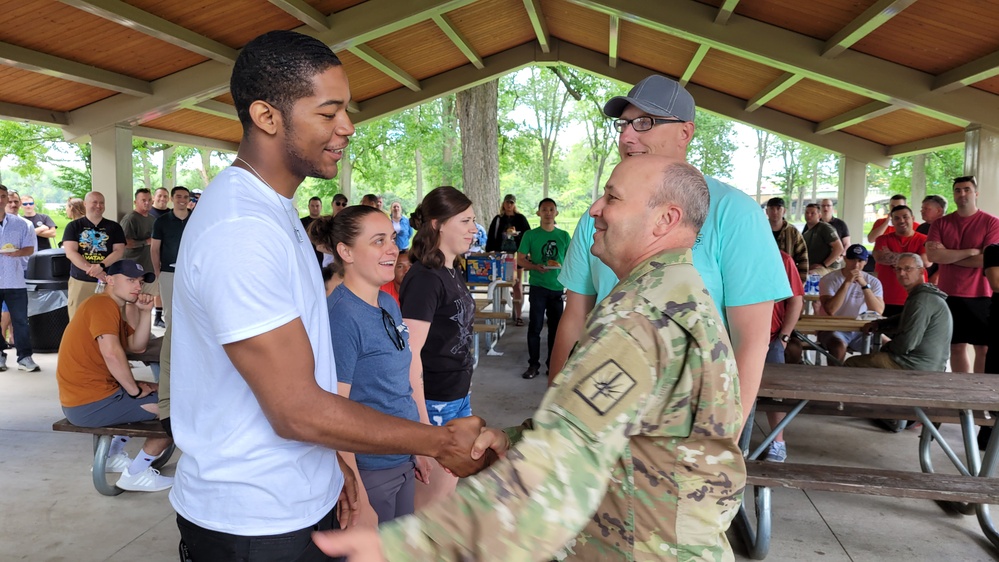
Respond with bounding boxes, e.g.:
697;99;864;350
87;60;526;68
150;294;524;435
755;131;768;204
415;147;424;203
162;146;176;189
911;153;927;203
142;149;152;190
441;95;458;186
339;148;353;199
457;81;499;227
198;149;212;185
811;165;818;203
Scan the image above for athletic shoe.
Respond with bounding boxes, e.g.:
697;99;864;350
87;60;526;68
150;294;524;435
116;466;173;492
16;357;40;372
521;366;540;379
97;452;130;473
765;441;787;463
153;318;166;329
0;353;6;372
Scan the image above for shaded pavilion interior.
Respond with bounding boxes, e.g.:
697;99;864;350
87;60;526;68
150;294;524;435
3;0;999;227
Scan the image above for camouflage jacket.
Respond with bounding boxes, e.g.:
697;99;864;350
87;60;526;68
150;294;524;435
379;249;746;561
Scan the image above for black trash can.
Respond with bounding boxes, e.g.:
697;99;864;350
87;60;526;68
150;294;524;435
26;249;70;353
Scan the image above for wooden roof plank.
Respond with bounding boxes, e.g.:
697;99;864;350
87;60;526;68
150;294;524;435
887;131;966;157
0;40;152;97
433;13;484;69
58;0;239;63
134;125;239;152
189;99;238;121
523;0;551;53
268;0;331;31
822;0;918;59
348;44;421;91
566;0;983;128
320;0;478;50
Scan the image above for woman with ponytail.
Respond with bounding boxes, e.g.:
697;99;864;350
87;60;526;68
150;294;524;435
310;205;426;524
400;186;478;507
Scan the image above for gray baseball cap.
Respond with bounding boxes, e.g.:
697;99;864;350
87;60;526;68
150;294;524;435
603;75;696;122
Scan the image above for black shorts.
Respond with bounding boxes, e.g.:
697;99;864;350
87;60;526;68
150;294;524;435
947;296;991;345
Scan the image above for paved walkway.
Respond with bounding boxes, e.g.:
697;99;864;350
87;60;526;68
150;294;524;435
1;326;996;561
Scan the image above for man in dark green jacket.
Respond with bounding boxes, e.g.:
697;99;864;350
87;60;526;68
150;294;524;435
846;252;952;371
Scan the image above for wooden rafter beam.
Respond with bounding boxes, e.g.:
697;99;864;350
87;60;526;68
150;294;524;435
0;101;69;126
433;14;484;69
0;40;151;97
746;72;801;112
523;0;551;54
59;0;238;63
268;0;330;32
886;132;965;157
608;14;620;68
348;45;421;91
133;125;239;153
815;101;897;134
680;44;709;86
933;49;999;93
715;0;740;25
822;0;917;58
189;100;239;121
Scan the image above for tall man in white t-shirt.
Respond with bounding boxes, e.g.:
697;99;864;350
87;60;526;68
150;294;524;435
169;30;497;560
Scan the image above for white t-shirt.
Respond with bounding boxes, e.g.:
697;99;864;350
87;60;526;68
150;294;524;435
818;270;883;318
169;167;342;535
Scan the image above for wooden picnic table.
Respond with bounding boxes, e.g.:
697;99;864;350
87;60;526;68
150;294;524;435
735;363;999;559
791;315;878;364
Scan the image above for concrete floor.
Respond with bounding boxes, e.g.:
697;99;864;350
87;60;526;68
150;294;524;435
2;325;998;561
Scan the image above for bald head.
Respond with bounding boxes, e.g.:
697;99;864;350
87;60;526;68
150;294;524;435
84;191;106;220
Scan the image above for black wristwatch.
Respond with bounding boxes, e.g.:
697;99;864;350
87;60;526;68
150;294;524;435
780;333;790;343
126;387;141;399
99;263;107;271
861;284;871;290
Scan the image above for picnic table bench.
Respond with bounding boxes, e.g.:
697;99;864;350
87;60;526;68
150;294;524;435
736;363;999;559
52;418;175;496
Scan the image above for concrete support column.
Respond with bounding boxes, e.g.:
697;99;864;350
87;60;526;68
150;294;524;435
90;125;133;221
162;146;176;190
964;125;999;215
838;156;868;243
910;153;926;205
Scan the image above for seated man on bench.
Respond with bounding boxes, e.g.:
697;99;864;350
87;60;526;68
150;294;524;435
817;244;885;362
847;253;953;371
56;259;173;493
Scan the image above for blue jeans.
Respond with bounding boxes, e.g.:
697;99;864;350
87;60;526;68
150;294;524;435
527;286;564;369
0;288;31;360
425;394;472;427
765;338;785;364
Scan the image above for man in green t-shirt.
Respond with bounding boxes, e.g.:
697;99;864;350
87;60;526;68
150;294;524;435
517;198;571;379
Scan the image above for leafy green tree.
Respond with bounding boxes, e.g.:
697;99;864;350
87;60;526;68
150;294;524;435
688;110;736;179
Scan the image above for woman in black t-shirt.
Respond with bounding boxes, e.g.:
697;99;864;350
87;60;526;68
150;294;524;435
399;186;478;508
486;194;531;325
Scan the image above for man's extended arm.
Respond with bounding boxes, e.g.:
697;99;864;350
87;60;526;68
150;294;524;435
926;241;981;266
883;302;930;356
728;301;774;423
867;218;890;243
223;318;489;475
97;333;149;398
150;239;162;278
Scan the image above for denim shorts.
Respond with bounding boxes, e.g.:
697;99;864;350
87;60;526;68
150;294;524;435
425;394;472;427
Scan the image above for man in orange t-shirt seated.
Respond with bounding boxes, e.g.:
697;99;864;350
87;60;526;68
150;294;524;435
56;259;173;493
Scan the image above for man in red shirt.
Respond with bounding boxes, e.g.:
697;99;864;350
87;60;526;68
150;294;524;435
873;205;930;317
927;175;999;373
763;251;803;462
867;194;919;243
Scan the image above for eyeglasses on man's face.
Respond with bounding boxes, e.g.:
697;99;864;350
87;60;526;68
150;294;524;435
381;308;405;351
612;116;686;133
334;201;347;207
894;266;923;273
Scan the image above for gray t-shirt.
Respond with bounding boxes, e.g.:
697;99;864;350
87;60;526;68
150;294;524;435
120;210;156;272
803;221;840;268
328;285;417;471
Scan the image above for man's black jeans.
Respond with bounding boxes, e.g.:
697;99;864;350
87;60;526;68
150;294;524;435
177;507;343;562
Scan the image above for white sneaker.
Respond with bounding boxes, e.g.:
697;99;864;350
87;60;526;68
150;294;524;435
116;466;173;492
94;452;130;473
16;357;40;372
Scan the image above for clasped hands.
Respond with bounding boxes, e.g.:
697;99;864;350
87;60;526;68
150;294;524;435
434;415;510;477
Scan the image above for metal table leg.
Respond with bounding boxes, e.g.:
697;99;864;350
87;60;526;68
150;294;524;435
92;434;124;496
976;417;999;549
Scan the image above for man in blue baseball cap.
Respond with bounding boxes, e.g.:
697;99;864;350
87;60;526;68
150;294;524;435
55;259;172;493
817;244;886;362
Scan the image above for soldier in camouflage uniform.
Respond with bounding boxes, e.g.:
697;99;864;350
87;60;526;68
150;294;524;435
314;156;746;562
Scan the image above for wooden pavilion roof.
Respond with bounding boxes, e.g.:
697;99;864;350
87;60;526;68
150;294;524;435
2;0;996;166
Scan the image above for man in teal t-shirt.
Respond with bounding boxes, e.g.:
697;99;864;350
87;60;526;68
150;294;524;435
517;198;571;380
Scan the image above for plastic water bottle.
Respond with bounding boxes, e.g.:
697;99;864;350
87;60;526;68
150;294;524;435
94;280;106;294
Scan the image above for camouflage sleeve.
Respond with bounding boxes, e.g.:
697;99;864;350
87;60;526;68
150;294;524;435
378;320;670;561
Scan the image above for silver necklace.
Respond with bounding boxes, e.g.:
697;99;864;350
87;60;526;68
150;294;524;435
235;157;304;244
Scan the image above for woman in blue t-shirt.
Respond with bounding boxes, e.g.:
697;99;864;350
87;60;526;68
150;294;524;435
400;186;478;508
312;205;425;524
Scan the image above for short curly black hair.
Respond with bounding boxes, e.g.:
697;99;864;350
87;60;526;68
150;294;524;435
230;30;342;134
